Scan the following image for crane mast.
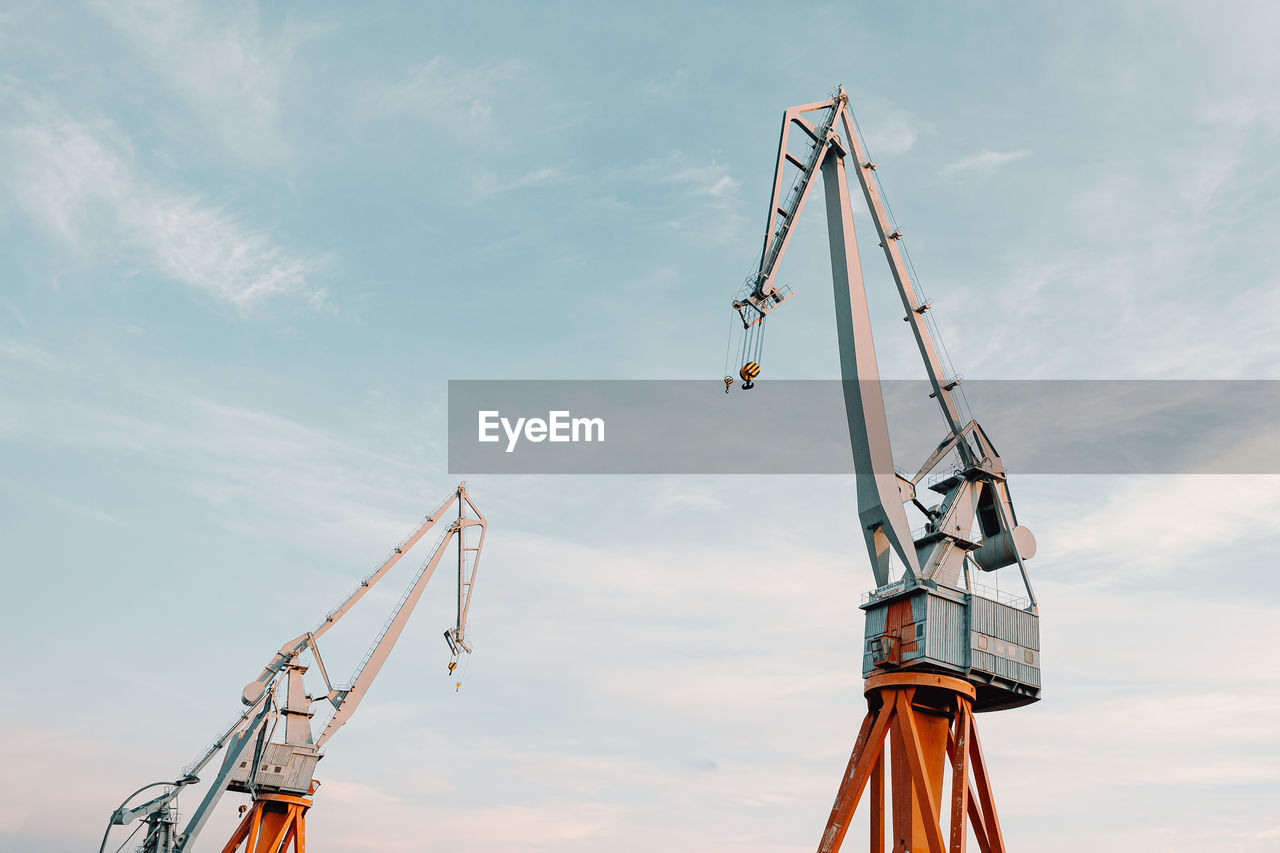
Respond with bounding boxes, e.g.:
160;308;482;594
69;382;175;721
731;88;1041;852
102;482;488;853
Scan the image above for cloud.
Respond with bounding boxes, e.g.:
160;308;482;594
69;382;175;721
372;56;523;133
665;160;740;199
0;345;429;558
319;798;627;852
6;112;323;308
473;166;561;199
972;138;1280;380
1040;475;1278;583
858;109;922;156
0;296;27;329
615;153;744;241
89;0;299;164
0;339;55;368
939;149;1030;177
639;69;691;102
0;729;129;840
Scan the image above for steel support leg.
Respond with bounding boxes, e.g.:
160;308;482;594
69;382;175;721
815;673;1006;853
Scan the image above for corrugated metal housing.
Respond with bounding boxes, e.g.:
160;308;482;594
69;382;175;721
860;582;1041;709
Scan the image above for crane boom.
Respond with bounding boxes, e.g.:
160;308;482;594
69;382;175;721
314;487;464;640
104;482;489;853
316;490;484;747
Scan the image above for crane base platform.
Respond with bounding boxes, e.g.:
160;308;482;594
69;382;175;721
816;673;1007;853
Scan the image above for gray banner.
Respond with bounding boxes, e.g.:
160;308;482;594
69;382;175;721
447;380;1280;474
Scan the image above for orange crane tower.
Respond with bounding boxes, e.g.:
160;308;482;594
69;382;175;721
727;88;1040;853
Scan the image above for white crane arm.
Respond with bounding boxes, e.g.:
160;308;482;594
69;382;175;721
744;91;919;584
446;487;486;655
172;699;272;852
315;508;484;748
312;489;462;640
237;491;462;708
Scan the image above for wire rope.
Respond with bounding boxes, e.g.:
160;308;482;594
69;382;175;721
111;821;145;853
848;100;979;430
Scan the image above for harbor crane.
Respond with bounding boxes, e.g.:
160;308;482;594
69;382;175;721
728;88;1040;852
100;482;487;853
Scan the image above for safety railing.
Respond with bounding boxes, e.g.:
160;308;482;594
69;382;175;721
970;582;1030;611
926;464;964;489
181;706;254;776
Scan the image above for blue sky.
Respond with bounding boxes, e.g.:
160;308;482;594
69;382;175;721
2;2;1278;851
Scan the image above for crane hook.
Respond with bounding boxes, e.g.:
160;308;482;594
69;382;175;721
739;361;760;389
723;376;733;394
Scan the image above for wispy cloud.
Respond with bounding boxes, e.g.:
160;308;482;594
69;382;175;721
6;111;324;308
633;154;741;200
939;148;1030;176
639;69;691;102
859;109;924;156
472;166;561;199
1039;475;1278;584
619;153;744;241
0;344;427;556
372;56;523;133
0;295;27;329
671;162;739;198
89;0;302;165
968;136;1280;379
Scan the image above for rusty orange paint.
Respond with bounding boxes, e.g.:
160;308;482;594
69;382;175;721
221;791;312;853
814;676;1006;853
865;672;976;699
881;600;919;665
947;704;971;853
